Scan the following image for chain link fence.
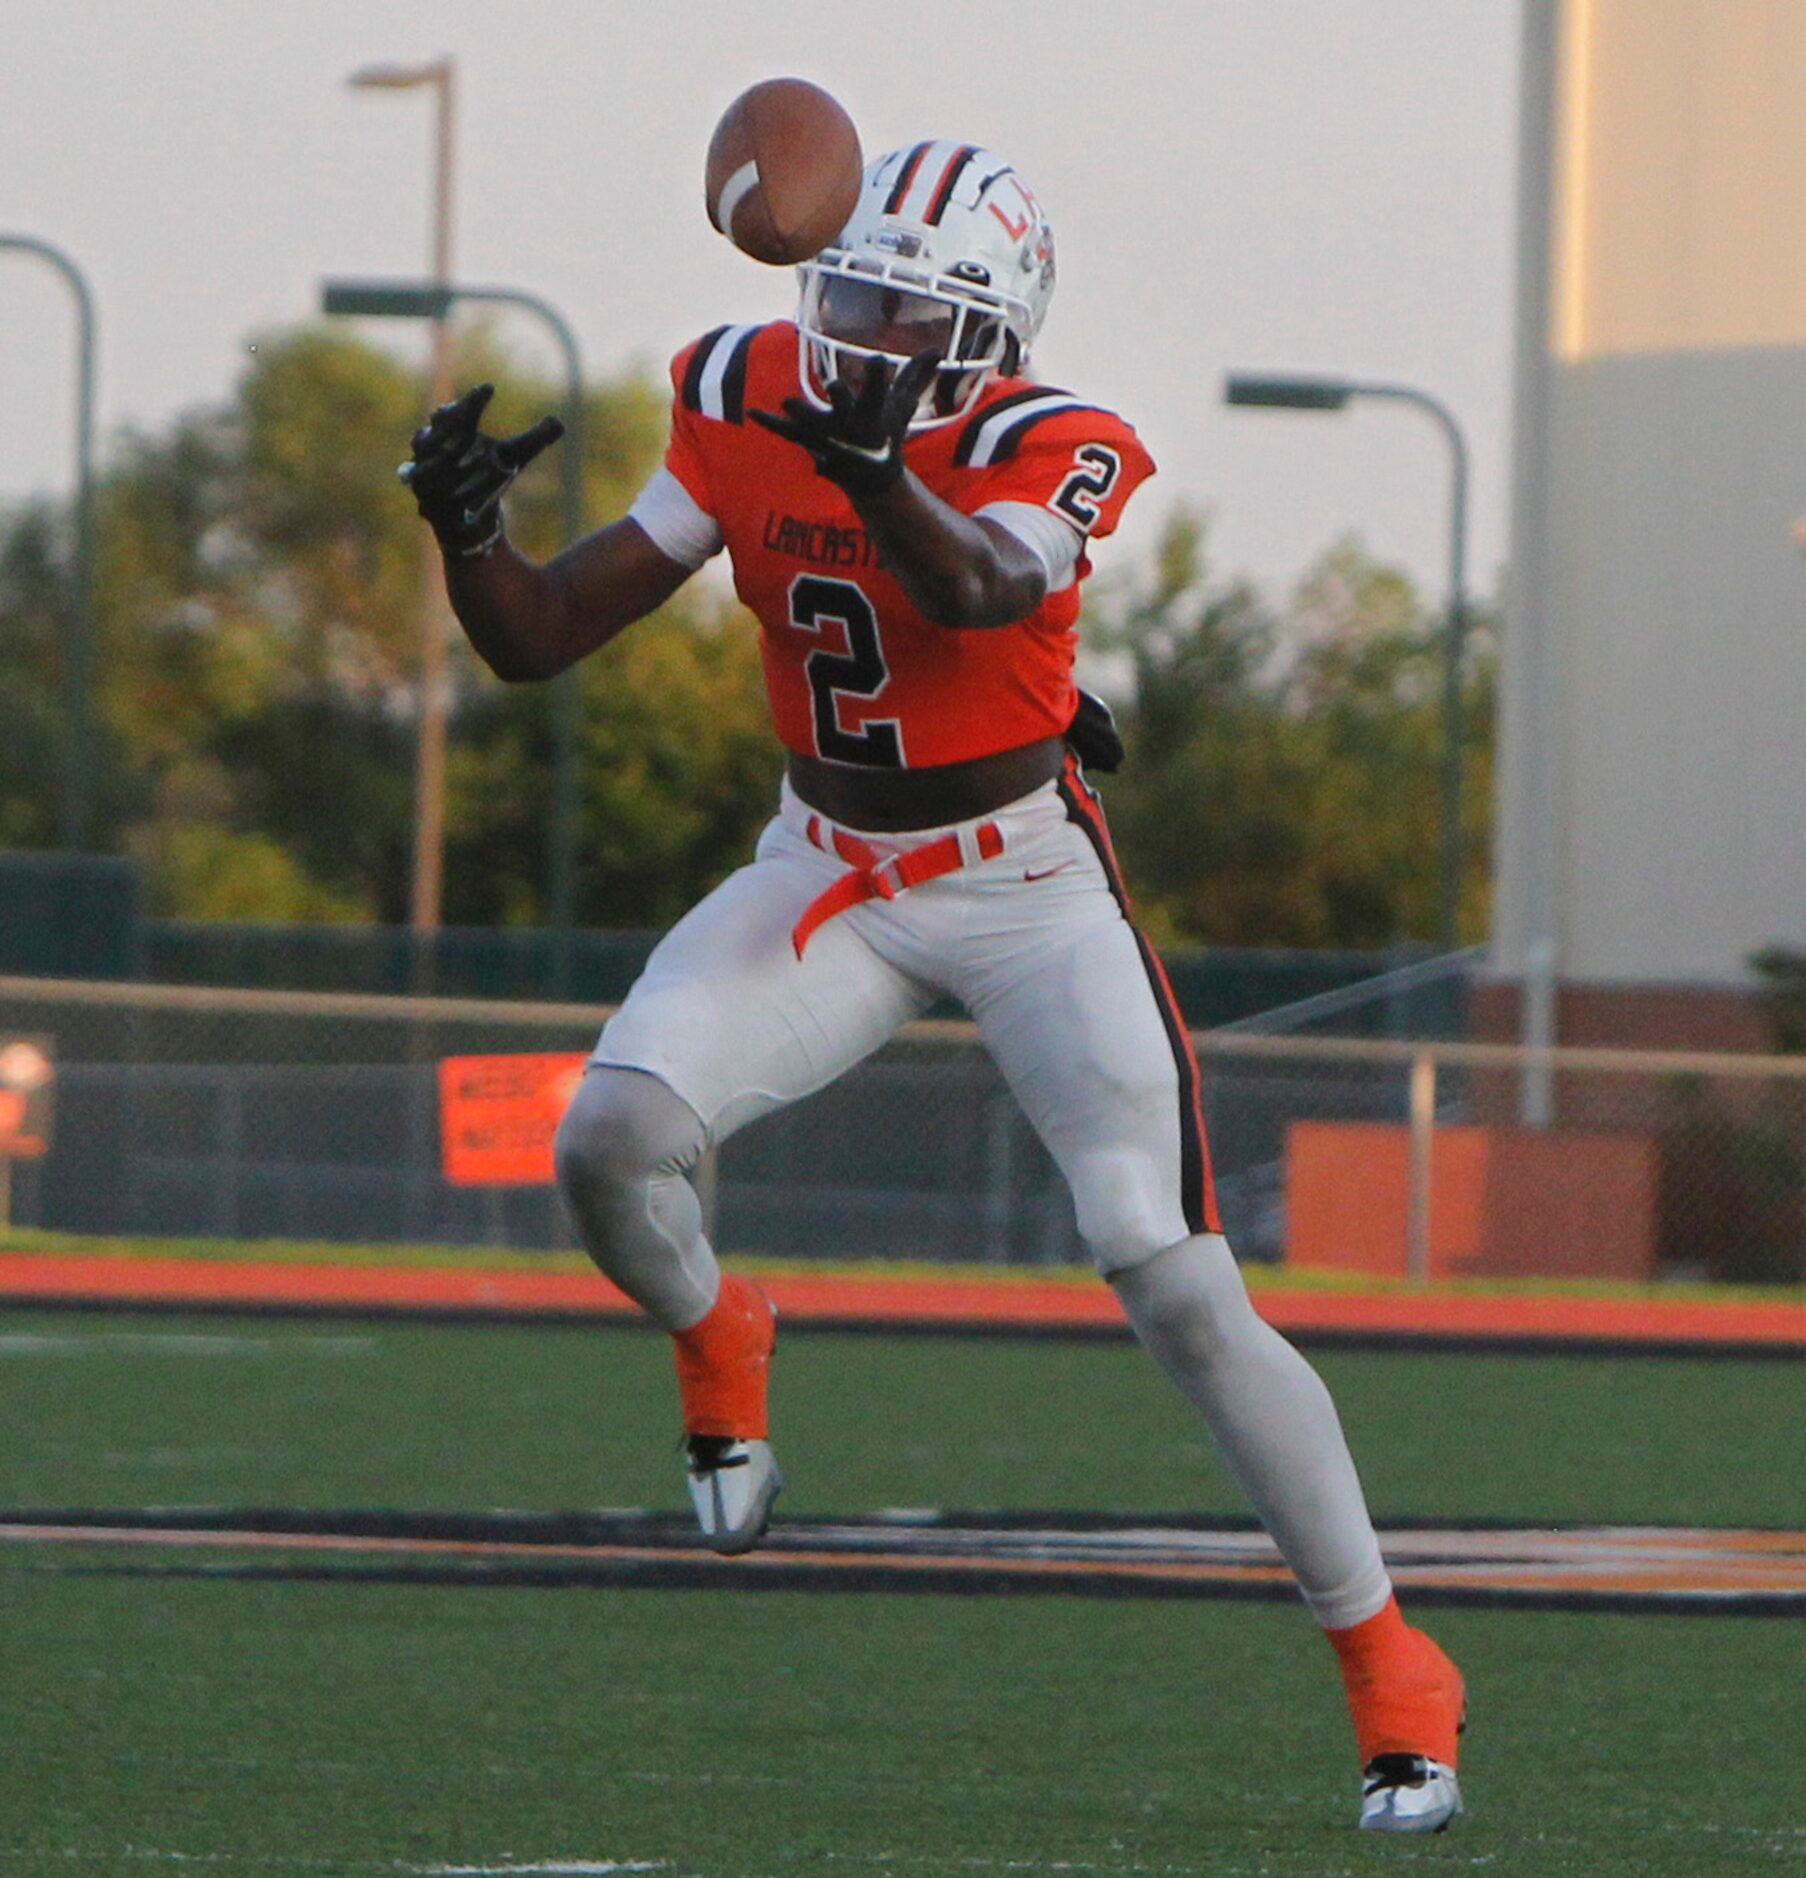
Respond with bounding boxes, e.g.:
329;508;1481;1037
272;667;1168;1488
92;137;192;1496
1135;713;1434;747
2;975;1801;1282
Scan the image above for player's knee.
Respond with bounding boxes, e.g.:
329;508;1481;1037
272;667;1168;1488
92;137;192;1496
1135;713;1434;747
554;1066;706;1204
1107;1233;1256;1361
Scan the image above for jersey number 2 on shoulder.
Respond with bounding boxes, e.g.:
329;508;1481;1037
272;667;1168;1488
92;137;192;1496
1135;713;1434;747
1050;444;1122;532
789;575;905;768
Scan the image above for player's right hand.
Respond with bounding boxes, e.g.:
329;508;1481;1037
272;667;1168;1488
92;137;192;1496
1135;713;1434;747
751;348;941;502
400;384;564;559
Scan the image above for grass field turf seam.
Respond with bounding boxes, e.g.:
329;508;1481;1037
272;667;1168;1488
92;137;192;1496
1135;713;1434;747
4;1309;1802;1876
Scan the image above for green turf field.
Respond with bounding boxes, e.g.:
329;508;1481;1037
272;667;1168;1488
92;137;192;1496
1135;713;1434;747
4;1306;1803;1876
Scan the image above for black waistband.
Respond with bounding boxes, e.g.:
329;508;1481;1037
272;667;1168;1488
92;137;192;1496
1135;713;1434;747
786;736;1066;833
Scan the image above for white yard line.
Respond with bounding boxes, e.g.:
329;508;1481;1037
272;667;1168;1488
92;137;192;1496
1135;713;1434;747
0;1331;377;1357
0;1854;671;1875
408;1865;670;1876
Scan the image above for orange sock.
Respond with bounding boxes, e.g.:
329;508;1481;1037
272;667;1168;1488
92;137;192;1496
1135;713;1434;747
1326;1597;1465;1766
672;1272;776;1438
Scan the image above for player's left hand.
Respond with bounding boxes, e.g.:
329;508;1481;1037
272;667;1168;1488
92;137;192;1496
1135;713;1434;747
751;347;941;500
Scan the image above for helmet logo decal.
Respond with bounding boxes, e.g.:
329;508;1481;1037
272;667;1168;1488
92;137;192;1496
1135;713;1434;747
988;200;1033;242
986;175;1046;246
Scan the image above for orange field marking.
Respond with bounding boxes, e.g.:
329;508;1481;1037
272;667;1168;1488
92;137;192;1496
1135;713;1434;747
5;1512;1803;1609
3;1249;1805;1350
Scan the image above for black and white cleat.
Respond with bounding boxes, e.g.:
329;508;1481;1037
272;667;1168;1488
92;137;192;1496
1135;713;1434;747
1359;1753;1464;1833
685;1435;784;1556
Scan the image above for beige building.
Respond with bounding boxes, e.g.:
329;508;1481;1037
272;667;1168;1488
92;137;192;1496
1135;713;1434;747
1495;0;1806;1042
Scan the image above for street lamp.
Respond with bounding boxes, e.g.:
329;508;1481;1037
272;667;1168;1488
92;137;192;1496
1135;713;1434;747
349;58;457;945
1224;372;1471;948
321;278;588;991
1;235;97;851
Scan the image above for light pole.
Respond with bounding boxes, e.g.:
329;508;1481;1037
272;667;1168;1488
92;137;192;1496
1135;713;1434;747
1224;372;1471;948
1;235;97;851
349;59;457;945
321;278;587;991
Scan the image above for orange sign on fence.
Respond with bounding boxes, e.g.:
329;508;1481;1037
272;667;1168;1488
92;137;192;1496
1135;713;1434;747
0;1037;55;1159
438;1053;587;1187
1284;1121;1661;1281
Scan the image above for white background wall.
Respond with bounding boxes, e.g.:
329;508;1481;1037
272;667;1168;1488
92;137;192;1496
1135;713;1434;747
1497;0;1806;987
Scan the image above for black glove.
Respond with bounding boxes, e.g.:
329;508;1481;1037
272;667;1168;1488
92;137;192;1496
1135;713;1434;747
399;383;564;558
1065;688;1125;774
750;348;940;500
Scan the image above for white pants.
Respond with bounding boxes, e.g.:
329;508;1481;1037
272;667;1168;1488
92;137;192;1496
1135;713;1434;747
592;766;1218;1272
577;766;1393;1626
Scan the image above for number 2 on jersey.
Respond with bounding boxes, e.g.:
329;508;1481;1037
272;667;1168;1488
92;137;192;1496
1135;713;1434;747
788;575;905;768
1051;444;1122;532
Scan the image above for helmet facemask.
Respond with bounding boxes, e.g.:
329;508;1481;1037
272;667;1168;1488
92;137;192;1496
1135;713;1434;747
793;143;1053;431
797;254;1026;428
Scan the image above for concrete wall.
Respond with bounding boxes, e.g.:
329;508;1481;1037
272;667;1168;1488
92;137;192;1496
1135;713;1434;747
1496;0;1806;989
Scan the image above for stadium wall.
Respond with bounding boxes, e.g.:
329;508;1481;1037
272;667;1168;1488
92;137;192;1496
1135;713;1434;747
1496;0;1806;996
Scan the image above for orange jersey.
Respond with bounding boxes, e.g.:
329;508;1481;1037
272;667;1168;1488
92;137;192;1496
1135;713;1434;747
661;321;1154;769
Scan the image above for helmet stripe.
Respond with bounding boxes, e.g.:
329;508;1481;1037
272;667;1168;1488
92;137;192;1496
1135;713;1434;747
922;144;980;225
882;142;934;215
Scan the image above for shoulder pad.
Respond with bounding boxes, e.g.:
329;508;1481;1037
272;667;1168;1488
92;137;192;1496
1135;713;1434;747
674;323;765;424
953;386;1110;467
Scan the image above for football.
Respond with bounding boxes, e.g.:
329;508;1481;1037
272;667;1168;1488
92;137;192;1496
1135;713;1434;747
705;77;863;266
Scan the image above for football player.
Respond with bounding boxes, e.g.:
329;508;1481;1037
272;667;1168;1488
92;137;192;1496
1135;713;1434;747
402;140;1466;1834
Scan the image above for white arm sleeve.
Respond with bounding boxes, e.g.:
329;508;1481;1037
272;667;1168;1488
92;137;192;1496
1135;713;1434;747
976;500;1083;593
627;466;725;570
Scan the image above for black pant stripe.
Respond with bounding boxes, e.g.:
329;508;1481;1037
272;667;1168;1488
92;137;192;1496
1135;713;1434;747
1132;928;1214;1236
1057;760;1218;1236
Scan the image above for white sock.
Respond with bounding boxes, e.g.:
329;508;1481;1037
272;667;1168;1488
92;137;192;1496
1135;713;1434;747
1111;1234;1392;1629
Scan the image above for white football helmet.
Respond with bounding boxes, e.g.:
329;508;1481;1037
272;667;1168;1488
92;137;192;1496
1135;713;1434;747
797;142;1057;428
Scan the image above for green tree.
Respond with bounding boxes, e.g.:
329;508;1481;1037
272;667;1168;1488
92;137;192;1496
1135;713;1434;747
5;357;1494;950
1085;510;1495;948
0;509;69;848
85;339;418;918
0;322;777;927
